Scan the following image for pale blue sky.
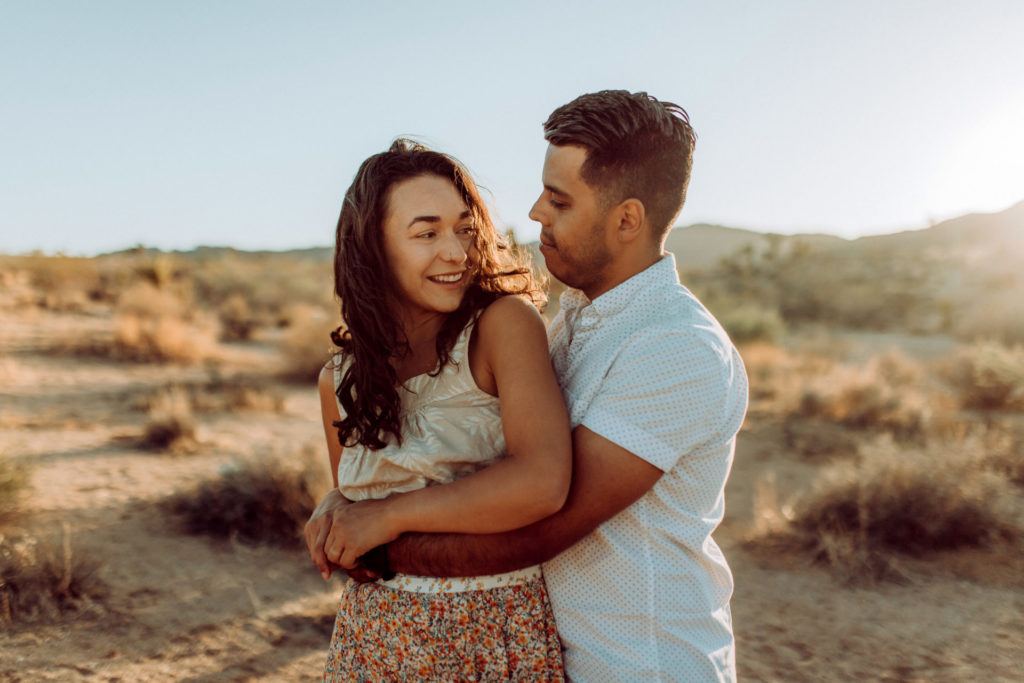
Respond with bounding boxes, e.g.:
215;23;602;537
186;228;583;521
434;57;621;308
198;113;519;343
2;0;1022;254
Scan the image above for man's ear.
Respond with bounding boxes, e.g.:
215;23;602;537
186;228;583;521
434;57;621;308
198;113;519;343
614;198;646;244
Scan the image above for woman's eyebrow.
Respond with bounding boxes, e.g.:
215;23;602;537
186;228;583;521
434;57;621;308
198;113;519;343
407;210;472;229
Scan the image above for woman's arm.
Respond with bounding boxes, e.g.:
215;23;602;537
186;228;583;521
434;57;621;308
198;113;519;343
304;361;352;579
324;296;572;568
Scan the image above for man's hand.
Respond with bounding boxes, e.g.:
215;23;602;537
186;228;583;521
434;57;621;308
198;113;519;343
304;488;350;579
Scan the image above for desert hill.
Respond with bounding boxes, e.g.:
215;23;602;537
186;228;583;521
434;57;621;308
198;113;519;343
98;199;1022;278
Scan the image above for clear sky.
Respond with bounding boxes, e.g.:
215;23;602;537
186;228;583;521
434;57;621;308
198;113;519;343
2;0;1022;255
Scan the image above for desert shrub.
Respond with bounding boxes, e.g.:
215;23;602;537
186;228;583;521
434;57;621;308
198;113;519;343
0;456;29;520
15;255;105;312
162;448;328;548
279;304;340;382
968;425;1024;486
218;293;255;341
189;252;334;330
793;352;933;441
943;341;1024;411
738;343;836;409
953;287;1024;345
133;254;182;289
0;528;108;625
715;302;786;344
142;387;197;450
112;281;219;363
199;374;287;413
750;439;1024;582
138;375;286;415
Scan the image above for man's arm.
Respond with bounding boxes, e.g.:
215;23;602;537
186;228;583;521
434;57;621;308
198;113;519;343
385;424;663;577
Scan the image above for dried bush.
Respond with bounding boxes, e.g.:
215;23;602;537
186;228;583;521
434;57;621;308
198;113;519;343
218;293;255;341
0;456;29;521
199;374;287;413
0;527;108;625
969;425;1024;486
953;288;1024;345
793;352;934;441
142;387;197;450
112;282;219;363
138;375;286;415
739;343;836;409
161;448;329;548
278;305;340;383
749;439;1024;583
188;251;334;330
716;302;787;344
14;255;105;312
943;341;1024;411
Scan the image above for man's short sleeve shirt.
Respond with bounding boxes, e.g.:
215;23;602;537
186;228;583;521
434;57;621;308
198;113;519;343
543;254;748;682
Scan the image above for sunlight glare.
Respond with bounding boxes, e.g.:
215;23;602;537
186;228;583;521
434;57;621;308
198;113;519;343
927;93;1024;218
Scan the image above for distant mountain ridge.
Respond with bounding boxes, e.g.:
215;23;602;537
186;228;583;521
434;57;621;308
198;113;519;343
107;199;1024;275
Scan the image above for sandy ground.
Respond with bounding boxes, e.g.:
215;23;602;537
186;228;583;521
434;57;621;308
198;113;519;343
1;309;1022;682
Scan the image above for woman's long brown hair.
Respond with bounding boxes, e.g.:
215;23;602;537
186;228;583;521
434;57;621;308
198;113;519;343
331;139;545;450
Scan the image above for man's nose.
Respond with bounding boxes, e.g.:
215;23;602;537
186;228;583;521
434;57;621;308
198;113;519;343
528;196;546;225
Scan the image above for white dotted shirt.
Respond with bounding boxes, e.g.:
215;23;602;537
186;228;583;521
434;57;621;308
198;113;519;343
542;254;748;682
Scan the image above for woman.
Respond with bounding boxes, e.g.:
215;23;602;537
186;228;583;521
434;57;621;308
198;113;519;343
309;139;571;680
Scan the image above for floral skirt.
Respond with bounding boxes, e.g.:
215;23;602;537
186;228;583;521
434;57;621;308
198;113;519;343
323;573;565;682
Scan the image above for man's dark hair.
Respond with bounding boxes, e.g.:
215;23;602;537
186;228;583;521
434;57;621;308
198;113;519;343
543;90;697;239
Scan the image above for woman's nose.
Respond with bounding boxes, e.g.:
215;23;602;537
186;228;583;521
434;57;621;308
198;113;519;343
439;233;468;262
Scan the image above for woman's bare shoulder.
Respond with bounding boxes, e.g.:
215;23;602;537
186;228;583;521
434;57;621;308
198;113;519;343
476;295;545;336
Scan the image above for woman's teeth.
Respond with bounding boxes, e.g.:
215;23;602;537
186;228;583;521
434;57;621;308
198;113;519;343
429;273;463;283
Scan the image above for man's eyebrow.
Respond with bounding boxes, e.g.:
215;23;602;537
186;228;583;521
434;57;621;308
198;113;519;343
544;183;570;197
407;210;472;229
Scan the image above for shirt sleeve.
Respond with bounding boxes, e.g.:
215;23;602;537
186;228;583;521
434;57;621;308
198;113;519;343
579;329;747;472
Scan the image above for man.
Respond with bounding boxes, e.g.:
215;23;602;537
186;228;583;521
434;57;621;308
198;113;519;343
308;90;748;681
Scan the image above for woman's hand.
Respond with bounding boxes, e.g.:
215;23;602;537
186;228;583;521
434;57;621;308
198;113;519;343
305;488;351;579
323;497;402;570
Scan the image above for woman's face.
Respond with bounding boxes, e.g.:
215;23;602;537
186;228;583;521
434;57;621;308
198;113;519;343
382;174;478;323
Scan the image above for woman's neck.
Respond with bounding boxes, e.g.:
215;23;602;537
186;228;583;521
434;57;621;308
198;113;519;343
389;311;448;382
397;310;446;351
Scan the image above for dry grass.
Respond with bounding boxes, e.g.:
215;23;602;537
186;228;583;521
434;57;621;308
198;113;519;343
136;374;286;416
142;387;198;451
197;373;287;413
749;437;1024;583
278;304;340;382
742;344;947;459
795;351;933;440
943;341;1024;411
0;456;30;521
112;282;219;363
0;526;108;625
711;300;787;345
217;293;255;341
953;288;1024;345
161;447;329;548
971;425;1024;486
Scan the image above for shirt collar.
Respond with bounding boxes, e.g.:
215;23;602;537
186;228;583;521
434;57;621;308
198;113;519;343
558;253;679;319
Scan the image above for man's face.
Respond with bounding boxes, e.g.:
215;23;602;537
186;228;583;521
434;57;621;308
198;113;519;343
529;144;615;298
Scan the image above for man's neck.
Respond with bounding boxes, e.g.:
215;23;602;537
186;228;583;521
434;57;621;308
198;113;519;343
582;250;665;301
